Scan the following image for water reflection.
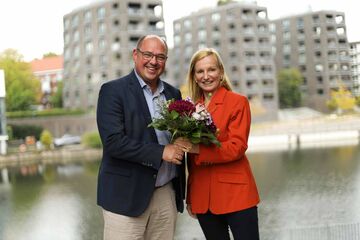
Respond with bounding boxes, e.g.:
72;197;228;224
0;161;102;240
0;145;360;240
251;146;360;239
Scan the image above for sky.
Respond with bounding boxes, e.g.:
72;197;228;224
0;0;359;61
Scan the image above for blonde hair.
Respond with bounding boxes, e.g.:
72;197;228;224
186;48;232;102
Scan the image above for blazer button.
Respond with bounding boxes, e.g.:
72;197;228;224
153;174;157;179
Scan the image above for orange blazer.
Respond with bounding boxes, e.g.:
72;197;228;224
187;87;260;214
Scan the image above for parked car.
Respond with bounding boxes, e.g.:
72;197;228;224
54;134;81;147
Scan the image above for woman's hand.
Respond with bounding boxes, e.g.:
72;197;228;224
174;137;199;154
186;204;197;219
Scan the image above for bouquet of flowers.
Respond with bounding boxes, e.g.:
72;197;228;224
148;97;220;147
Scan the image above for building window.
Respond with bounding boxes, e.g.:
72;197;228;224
84;10;92;22
257;10;267;19
263;93;274;100
73;30;79;42
100;55;107;66
184;19;191;30
335;15;344;24
317;89;324;95
72;15;79;28
174;22;181;32
64;19;70;30
185;32;192;44
97;7;106;19
313;27;321;35
282;20;290;30
315;64;323;72
98;22;106;34
74;45;80;58
85;42;93;55
99;39;106;50
337;27;345;35
198;30;206;41
198;16;206;28
211;13;221;23
113;19;120;26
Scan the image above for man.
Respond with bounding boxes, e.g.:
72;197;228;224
96;35;186;240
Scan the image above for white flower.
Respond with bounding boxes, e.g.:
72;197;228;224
195;104;206;113
192;112;203;120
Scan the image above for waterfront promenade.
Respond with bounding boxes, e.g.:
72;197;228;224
249;113;360;151
1;113;360;166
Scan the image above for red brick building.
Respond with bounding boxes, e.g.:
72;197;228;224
30;56;63;108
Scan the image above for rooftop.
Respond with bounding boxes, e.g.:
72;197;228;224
30;56;63;72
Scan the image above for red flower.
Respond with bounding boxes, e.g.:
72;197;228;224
168;99;195;116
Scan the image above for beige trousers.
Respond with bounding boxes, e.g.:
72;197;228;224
103;182;177;240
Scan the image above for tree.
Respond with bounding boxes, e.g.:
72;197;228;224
326;84;355;113
49;81;63;108
277;68;303;108
355;96;360;107
40;129;53;150
43;52;58;58
0;49;41;111
217;0;233;6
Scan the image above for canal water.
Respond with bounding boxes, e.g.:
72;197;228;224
1;144;360;240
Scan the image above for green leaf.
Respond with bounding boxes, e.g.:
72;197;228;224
170;110;179;120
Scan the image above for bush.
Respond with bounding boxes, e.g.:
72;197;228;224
82;131;102;149
6;125;13;140
9;124;43;140
40;130;53;150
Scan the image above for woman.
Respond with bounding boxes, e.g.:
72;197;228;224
185;48;260;240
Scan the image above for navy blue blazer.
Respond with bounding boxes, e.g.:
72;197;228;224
96;70;185;217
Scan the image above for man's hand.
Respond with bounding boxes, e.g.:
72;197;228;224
162;144;184;165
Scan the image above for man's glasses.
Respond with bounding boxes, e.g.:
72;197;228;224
137;48;167;63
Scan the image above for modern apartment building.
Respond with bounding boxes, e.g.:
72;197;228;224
172;1;278;121
30;55;63;108
349;41;360;97
63;0;165;109
271;11;352;112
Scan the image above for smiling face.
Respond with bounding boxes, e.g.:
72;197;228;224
193;55;222;95
133;36;167;89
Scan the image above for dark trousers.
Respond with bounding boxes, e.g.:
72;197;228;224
197;206;259;240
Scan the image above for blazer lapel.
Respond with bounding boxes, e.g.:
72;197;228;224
208;87;227;115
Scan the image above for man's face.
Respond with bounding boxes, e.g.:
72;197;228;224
133;37;167;84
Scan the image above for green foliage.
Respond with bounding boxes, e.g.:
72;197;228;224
82;131;102;149
40;130;53;150
327;84;355;113
326;98;338;112
43;52;58;58
355;96;360;107
217;0;232;6
6;108;85;118
6;125;13;140
9;124;43;140
277;68;303;109
0;49;41;111
49;81;63;108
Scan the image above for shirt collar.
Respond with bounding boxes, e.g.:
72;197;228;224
134;70;164;95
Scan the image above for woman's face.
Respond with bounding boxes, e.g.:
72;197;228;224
194;55;222;95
